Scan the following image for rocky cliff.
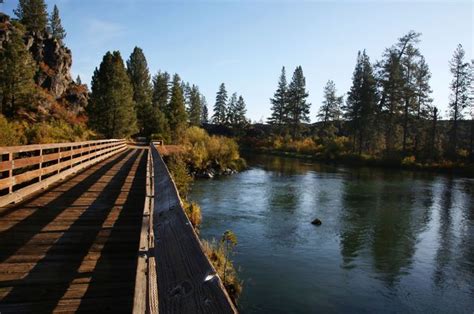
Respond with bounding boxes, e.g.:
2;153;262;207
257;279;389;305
0;13;88;118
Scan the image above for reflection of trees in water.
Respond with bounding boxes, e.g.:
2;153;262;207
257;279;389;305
246;154;336;176
434;178;474;292
340;179;378;268
460;180;474;293
433;178;454;287
340;174;434;286
262;176;301;246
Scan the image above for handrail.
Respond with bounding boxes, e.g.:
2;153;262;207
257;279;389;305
143;143;238;314
0;139;126;207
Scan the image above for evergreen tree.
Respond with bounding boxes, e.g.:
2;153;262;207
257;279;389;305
152;71;170;113
0;27;36;117
378;49;404;153
14;0;48;34
48;5;66;41
317;80;343;139
413;56;433;157
88;51;137;138
126;47;153;136
201;96;209;124
287;66;310;138
317;80;343;123
188;85;202;126
76;75;82;85
227;92;238;125
345;50;378;154
168;74;188;142
429;106;439;161
378;31;421;153
234;95;248;127
448;44;471;157
213;83;228;124
400;43;421;154
268;66;288;127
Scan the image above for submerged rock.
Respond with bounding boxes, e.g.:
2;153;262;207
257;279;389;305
311;218;322;226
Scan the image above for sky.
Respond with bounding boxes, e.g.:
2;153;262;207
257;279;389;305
2;0;473;122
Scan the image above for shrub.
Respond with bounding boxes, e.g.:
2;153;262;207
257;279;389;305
180;126;243;172
166;154;192;198
202;237;242;303
26;120;92;144
0;114;24;146
401;155;416;166
183;201;202;230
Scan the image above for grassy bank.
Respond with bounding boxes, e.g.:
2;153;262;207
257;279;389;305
246;147;474;177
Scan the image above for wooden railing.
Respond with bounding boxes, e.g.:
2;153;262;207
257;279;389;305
133;143;237;313
0;139;126;207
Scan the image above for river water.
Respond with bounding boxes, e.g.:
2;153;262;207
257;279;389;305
189;154;474;313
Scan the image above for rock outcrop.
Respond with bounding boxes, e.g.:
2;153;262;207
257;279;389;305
0;13;88;117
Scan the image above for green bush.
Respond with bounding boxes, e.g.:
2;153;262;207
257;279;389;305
166;154;192;198
0;114;24;146
181;126;243;172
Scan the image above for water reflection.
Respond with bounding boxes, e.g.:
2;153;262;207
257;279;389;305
190;154;474;313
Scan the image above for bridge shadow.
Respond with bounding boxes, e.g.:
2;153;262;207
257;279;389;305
76;149;147;312
0;149;145;313
0;150;130;263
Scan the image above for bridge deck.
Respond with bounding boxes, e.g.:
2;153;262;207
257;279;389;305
0;148;147;313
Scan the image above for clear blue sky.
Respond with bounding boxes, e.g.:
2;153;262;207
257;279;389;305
2;0;473;122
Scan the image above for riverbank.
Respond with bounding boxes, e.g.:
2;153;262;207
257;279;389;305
244;147;474;177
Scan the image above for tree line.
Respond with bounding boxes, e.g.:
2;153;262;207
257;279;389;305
87;47;249;143
267;31;473;162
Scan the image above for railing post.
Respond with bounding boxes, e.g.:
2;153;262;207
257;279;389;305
57;147;61;174
8;152;13;194
70;145;74;169
39;148;43;182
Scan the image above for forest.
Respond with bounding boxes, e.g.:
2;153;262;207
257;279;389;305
0;1;473;173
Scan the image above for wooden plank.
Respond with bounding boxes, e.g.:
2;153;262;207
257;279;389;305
0;148;147;313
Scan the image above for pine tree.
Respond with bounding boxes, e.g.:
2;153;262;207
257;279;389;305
227;92;238;125
287;66;310;138
152;71;170;113
14;0;48;34
234;95;248;127
0;27;36;117
448;44;471;158
88;51;137;138
400;44;421;154
126;47;153;136
429;106;439;161
378;31;421;153
213;83;228;124
413;56;433;158
317;80;342;139
76;75;82;85
168;74;188;142
378;49;404;153
188;85;202;126
201;96;209;124
268;66;288;128
48;5;66;41
345;50;378;154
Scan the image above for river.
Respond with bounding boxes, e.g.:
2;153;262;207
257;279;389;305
189;154;474;313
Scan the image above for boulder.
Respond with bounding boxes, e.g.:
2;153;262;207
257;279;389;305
311;218;322;226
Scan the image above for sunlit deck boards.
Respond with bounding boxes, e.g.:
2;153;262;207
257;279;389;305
0;148;147;313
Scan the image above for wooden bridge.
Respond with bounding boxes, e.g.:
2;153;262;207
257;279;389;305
0;140;237;313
